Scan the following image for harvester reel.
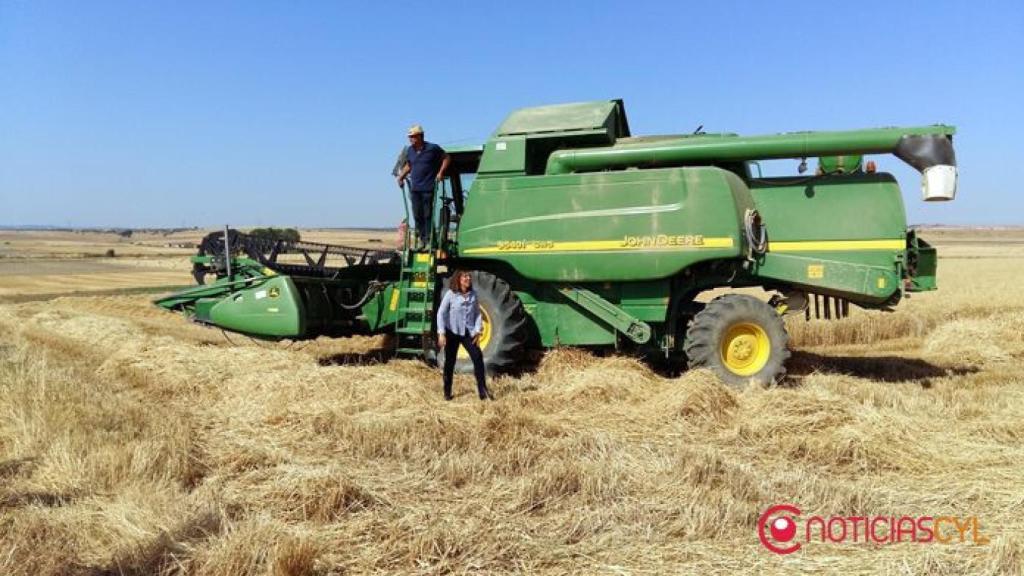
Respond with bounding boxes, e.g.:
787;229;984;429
190;229;396;283
192;261;212;285
192;229;246;284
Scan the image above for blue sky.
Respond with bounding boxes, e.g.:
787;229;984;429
1;1;1021;227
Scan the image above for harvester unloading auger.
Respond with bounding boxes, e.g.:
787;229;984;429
156;100;957;386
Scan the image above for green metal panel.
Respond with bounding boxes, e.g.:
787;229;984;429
755;254;900;302
514;290;616;347
615;280;673;322
361;283;400;331
500;278;670;348
154;276;265;310
208;275;305;338
476;136;528;176
552;301;615;345
458;167;747;282
748;174;908;302
906;233;938;292
750;174;907;241
556;285;652;344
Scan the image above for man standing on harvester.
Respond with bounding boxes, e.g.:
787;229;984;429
396;124;450;250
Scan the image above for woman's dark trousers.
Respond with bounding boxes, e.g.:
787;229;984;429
442;330;488;399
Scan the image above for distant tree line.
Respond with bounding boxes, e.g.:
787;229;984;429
248;227;301;243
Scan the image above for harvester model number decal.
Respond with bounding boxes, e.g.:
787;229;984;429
497;240;555;251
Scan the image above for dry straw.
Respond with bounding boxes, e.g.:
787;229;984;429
1;266;1023;575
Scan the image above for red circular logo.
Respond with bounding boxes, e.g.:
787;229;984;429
758;504;802;554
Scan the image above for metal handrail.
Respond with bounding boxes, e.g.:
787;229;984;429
400;182;412;253
429;179;448;251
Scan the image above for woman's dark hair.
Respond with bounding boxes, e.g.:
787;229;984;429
448;270;472;293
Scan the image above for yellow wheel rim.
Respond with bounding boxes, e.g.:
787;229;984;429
720;322;771;376
457;306;492;359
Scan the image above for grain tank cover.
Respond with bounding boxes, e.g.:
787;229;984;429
478;100;631;177
494;99;630;140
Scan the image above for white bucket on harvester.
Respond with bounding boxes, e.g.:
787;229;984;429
922;165;958;201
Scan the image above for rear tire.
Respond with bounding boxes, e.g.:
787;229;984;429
684;294;789;388
436;271;529;374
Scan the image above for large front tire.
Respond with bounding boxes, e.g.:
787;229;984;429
684;294;789;388
436;271;529;374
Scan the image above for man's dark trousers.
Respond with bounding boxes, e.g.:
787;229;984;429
410;189;433;246
442;329;488;399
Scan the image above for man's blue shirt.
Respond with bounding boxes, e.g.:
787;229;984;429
406;142;445;192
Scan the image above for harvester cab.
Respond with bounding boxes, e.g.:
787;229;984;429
156;99;958;388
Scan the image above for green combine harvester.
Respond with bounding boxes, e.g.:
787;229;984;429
155;100;957;386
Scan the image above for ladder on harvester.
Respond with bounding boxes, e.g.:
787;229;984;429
394;250;436;357
393;181;450;359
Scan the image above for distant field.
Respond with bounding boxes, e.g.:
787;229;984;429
1;227;1022;575
0;228;392;300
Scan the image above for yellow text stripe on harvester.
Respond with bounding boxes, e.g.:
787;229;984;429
463;237;735;254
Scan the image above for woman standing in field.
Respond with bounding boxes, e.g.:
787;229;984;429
436;270;493;401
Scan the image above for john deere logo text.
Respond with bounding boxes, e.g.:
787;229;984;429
620;234;704;247
758;504;989;555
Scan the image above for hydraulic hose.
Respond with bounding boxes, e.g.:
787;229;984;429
744;209;767;255
338;281;388;310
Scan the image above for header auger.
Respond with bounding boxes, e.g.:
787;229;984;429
156;99;956;387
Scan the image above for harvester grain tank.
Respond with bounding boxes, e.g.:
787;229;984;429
155;100;956;386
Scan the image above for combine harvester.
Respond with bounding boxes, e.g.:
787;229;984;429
156;100;957;386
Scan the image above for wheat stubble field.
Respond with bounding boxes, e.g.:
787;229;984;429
1;228;1022;575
